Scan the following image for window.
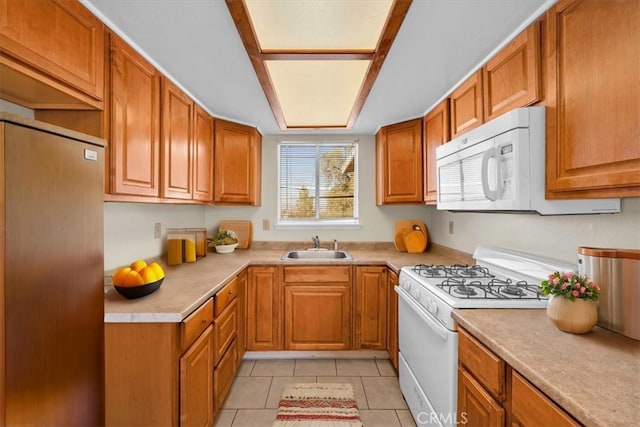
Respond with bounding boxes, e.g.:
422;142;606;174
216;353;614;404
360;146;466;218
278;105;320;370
278;141;358;227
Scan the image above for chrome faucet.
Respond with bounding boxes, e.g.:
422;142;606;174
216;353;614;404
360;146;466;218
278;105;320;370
312;235;320;249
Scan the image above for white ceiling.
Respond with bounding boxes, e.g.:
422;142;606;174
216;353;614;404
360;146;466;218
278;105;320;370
81;0;554;136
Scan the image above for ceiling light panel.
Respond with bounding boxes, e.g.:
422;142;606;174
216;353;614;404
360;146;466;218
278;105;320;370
244;0;394;51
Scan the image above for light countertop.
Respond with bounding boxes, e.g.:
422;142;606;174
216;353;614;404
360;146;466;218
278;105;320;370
104;243;470;323
452;309;640;427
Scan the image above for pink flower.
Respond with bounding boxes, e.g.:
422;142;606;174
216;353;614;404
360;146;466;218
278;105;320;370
572;290;580;297
552;278;559;285
574;283;581;289
563;271;574;279
561;283;567;290
580;287;586;293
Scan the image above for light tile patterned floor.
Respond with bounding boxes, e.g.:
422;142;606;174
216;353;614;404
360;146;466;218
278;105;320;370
214;358;417;427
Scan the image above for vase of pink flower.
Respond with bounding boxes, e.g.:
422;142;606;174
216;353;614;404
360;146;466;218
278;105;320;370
540;271;600;334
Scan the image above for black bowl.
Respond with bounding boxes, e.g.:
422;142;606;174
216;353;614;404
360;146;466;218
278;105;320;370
113;278;163;299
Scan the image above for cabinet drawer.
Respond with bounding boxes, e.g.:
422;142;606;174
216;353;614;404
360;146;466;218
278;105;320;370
214;298;237;364
512;370;580;427
283;266;351;283
215;276;238;316
214;338;238;411
458;328;505;400
181;298;214;351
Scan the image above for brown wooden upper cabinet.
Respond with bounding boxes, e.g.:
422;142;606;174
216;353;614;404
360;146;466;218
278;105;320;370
214;119;262;205
544;0;640;199
449;70;484;138
161;78;194;200
450;24;541;138
193;104;215;202
376;118;423;205
0;0;105;109
423;99;450;204
109;33;161;197
483;23;541;121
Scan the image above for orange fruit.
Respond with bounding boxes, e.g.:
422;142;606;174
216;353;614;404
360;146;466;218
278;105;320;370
112;267;132;286
139;265;158;284
130;259;147;272
122;270;145;287
149;262;165;279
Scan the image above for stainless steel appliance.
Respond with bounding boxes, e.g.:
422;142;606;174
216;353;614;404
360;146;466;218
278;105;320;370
435;107;620;214
396;246;576;427
578;247;640;341
1;113;105;425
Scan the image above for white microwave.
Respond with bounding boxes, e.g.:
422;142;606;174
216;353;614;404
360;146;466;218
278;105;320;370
435;107;620;215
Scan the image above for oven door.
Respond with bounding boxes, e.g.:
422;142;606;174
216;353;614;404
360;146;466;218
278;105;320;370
396;286;459;427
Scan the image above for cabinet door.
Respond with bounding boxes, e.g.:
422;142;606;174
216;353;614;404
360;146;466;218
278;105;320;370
511;370;580;427
483;23;541;121
354;266;387;349
386;269;399;370
246;266;282;350
458;367;504;427
545;0;640;198
213;298;237;364
193;104;214;202
423;99;450;204
214;119;261;205
236;269;248;364
375;118;423;204
110;34;161;197
214;338;238;412
0;0;104;108
180;325;214;427
161;78;193;200
450;70;484;137
284;284;351;350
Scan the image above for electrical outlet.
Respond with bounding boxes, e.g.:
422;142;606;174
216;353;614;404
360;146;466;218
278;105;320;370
448;220;454;235
262;219;270;230
154;222;161;239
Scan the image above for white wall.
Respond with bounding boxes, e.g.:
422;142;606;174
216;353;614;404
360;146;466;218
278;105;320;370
427;198;640;264
204;134;429;243
104;202;206;270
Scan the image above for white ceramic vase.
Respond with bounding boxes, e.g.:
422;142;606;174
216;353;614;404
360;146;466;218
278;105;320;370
546;295;598;334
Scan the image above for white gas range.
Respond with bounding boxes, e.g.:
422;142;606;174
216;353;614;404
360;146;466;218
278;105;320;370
396;246;577;427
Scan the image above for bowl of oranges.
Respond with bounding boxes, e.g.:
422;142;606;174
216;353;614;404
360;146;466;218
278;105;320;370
111;259;165;299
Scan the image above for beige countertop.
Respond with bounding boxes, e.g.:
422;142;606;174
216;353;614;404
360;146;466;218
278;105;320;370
104;243;469;323
452;309;640;427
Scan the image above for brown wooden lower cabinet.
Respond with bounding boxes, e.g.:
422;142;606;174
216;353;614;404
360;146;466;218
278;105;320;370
458;366;504;427
180;325;214;427
354;266;387;349
246;266;282;350
511;370;580;427
105;298;214;426
458;327;581;427
387;270;399;369
283;266;352;350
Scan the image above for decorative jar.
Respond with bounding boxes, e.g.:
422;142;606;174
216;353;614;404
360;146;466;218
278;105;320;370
546;294;598;334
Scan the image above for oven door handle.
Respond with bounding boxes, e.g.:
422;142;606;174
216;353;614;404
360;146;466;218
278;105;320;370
396;286;450;341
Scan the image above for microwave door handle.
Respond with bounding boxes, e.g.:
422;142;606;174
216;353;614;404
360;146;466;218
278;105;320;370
481;147;500;201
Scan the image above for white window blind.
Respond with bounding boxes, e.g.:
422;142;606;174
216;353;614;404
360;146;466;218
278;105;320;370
278;142;358;225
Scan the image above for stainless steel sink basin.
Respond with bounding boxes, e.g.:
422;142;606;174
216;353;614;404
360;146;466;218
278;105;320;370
281;249;353;260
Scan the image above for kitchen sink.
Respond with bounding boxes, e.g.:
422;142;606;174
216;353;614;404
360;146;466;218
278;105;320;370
281;249;353;260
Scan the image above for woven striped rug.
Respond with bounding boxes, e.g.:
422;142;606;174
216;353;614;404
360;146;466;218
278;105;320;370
273;383;363;427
